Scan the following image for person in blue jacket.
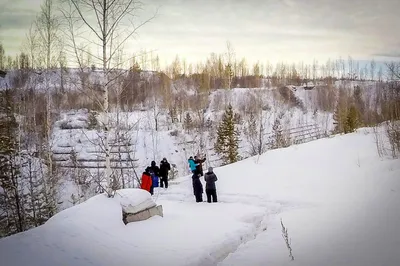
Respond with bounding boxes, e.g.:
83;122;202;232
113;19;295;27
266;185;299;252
188;156;198;174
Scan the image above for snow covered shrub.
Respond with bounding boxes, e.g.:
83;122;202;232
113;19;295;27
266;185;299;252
386;121;400;158
87;111;99;130
262;103;271;111
169;129;179;137
169;164;179;180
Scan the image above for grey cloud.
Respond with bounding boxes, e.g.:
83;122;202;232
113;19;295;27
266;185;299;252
1;0;399;63
372;53;400;58
0;12;36;30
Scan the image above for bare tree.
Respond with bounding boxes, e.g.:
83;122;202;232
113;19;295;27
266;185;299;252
370;60;376;81
387;62;400;80
60;0;156;197
225;41;235;89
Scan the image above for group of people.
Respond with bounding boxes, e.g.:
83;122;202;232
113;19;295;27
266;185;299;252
140;158;171;195
188;156;218;203
139;155;219;204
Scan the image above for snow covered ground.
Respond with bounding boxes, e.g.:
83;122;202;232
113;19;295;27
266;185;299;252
1;126;399;266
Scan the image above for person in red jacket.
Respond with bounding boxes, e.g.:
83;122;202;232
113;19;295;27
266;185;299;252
141;167;153;195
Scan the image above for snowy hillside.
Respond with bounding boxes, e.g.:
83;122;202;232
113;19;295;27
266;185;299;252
1;126;399;266
52;86;335;209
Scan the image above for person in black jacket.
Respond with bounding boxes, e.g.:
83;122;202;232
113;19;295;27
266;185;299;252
148;161;160;188
192;172;203;202
204;167;218;203
159;157;171;188
149;161;160;176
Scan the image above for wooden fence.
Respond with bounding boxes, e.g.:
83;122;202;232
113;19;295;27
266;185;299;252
208;123;328;165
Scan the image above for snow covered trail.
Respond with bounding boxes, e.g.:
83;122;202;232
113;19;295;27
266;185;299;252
151;176;305;266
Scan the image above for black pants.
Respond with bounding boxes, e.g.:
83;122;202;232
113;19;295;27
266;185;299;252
206;189;217;203
195;193;203;202
149;185;154;195
160;176;168;188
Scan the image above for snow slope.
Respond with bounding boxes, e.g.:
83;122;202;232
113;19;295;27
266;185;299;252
1;127;399;266
53;86;334;209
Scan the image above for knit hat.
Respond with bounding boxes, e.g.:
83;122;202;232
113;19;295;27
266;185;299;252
208;167;213;172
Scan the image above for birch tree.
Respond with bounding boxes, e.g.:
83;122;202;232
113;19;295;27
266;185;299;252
60;0;156;197
35;0;61;216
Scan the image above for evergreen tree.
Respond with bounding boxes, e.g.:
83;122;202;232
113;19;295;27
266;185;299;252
353;86;365;125
333;89;349;133
204;117;212;128
345;105;359;133
214;104;240;165
233;113;242;124
269;118;290;149
184;112;193;133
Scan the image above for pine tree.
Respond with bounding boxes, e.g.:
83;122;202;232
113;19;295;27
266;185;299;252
333;89;349;133
0;89;25;236
204;117;212;128
214;104;240;165
184;112;193;133
353;86;365;125
345;105;359;133
23;155;50;227
233;113;241;124
269;118;289;149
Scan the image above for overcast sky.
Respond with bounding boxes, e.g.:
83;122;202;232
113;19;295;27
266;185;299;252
0;0;399;67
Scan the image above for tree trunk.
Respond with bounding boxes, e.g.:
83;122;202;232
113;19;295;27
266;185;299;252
102;0;112;197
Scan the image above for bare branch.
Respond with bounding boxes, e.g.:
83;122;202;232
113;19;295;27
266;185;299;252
386;62;400;80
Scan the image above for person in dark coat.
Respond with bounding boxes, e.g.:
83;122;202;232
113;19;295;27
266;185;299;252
148;161;160;188
159;157;171;188
194;155;206;176
204;167;218;203
192;172;203;202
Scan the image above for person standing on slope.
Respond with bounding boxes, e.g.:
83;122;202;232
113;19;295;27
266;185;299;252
148;161;160;189
159;157;171;189
141;167;153;195
204;167;218;203
188;156;198;174
192;172;203;202
194;155;206;176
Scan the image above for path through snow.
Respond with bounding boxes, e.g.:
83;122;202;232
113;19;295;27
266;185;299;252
152;176;306;266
